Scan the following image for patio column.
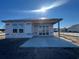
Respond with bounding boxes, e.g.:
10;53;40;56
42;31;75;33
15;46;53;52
58;21;60;38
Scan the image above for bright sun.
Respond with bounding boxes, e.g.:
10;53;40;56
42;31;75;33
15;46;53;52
40;17;47;20
32;7;47;13
28;0;68;13
39;7;47;13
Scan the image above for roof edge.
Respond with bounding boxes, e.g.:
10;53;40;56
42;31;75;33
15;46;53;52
2;18;63;22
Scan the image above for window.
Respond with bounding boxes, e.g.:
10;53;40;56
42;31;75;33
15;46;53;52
34;25;38;27
19;29;24;33
27;33;32;35
6;23;10;25
19;24;24;27
46;32;49;35
12;24;17;26
26;23;30;25
34;32;37;35
43;33;45;35
39;33;42;35
40;26;41;28
13;29;17;33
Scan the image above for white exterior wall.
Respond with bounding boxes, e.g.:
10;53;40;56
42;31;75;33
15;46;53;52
5;22;33;38
5;21;54;38
49;24;54;36
5;22;12;38
33;23;54;36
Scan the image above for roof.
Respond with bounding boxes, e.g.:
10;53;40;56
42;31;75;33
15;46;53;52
2;18;63;24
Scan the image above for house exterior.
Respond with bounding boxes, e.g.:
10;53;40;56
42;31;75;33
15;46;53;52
67;24;79;33
2;18;62;38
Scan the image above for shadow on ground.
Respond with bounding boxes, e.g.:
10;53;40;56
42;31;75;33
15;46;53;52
0;39;79;59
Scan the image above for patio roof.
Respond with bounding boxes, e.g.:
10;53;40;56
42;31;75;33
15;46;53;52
2;18;63;24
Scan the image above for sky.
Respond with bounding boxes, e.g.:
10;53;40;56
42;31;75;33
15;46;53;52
0;0;79;29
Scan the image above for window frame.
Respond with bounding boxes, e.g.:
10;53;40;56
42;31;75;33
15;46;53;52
13;29;17;33
19;29;24;33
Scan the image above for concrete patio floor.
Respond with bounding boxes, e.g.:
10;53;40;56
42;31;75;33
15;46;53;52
20;36;78;47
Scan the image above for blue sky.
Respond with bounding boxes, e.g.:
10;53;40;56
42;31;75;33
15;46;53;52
0;0;79;29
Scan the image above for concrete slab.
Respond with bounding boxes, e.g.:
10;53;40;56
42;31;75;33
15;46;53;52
20;36;78;47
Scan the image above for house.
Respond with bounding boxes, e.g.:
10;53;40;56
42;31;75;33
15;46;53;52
67;24;79;33
2;18;62;38
0;29;5;33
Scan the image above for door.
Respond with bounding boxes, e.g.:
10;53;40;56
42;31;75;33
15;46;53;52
38;25;49;36
39;31;49;36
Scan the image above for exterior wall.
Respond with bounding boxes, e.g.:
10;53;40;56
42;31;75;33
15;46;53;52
33;23;54;36
68;28;79;33
5;22;33;38
5;21;54;38
49;24;54;36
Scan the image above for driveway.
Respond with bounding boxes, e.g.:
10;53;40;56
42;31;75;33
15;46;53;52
20;36;78;47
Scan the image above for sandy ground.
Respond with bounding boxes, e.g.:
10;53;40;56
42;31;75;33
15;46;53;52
54;32;79;44
0;33;5;40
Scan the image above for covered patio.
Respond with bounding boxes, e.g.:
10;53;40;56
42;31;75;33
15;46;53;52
20;36;78;47
32;18;62;37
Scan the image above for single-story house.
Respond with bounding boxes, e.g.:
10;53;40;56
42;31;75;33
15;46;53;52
67;24;79;33
2;18;62;38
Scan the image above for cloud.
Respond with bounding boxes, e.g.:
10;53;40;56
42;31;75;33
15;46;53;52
30;0;69;13
14;0;69;13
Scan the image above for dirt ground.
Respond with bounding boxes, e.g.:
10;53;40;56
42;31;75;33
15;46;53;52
54;32;79;45
0;35;5;40
60;34;79;45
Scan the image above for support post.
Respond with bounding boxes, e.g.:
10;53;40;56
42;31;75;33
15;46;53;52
58;21;60;38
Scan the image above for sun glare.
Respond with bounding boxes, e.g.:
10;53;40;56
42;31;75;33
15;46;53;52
39;7;47;13
29;0;68;13
31;7;47;13
40;17;47;20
